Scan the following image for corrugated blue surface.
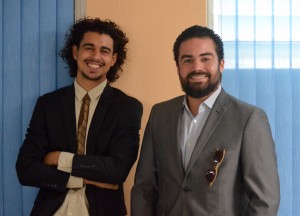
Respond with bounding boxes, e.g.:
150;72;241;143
217;0;300;215
0;0;74;215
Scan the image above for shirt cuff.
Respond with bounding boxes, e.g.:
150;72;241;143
66;175;83;188
58;151;74;173
58;152;84;188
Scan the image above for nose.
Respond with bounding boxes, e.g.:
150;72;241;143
92;50;101;59
192;59;204;71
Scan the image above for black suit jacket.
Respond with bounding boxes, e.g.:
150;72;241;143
16;84;143;216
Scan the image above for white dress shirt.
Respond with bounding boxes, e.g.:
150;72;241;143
179;85;221;170
54;79;107;216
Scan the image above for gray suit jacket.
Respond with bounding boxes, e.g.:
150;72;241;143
131;89;280;216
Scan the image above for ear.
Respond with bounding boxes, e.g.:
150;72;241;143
72;45;78;60
111;53;118;66
219;59;225;74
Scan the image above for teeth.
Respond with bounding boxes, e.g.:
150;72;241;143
191;74;206;79
87;62;102;69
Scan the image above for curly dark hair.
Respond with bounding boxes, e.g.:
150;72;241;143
59;17;129;83
173;25;224;66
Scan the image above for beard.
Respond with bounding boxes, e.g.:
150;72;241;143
81;72;104;81
179;68;222;98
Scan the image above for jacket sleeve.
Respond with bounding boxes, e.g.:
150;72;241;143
16;97;70;192
131;107;158;216
242;108;280;215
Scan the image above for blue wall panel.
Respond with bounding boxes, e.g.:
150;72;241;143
275;70;293;215
292;70;300;215
40;0;57;95
3;1;22;215
56;0;74;88
21;1;41;215
0;0;4;214
0;0;74;215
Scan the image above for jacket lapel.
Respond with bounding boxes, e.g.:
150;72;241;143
185;89;229;174
86;85;113;154
61;85;77;153
169;96;186;178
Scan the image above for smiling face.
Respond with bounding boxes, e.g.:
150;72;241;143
72;31;117;90
177;37;224;99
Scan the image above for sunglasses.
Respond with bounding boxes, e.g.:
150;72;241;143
206;149;226;187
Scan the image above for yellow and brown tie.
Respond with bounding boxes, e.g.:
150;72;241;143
77;93;91;155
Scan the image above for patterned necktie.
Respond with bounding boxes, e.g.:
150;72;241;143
77;93;91;155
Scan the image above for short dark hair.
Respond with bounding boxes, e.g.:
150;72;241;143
173;25;224;66
59;17;129;83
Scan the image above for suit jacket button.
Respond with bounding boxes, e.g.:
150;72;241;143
183;186;192;192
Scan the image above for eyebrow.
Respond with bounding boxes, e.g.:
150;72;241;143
82;43;112;53
180;52;214;61
199;52;214;57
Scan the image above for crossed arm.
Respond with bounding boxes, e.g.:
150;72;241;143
43;151;118;190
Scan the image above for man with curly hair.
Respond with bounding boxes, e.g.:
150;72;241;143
16;18;143;216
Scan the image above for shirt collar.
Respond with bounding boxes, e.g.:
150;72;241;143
74;79;107;101
204;84;222;109
183;84;222;111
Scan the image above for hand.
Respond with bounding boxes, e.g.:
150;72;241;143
43;151;61;166
83;179;119;190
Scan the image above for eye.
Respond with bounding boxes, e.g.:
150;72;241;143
85;46;94;51
183;58;192;63
100;48;112;55
202;58;210;62
101;50;109;54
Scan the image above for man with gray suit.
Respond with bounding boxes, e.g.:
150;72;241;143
131;25;280;215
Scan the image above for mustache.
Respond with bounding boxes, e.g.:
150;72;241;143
187;71;210;79
84;59;105;65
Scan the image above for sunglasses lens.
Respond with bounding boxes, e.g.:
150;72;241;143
206;169;216;183
213;150;224;164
